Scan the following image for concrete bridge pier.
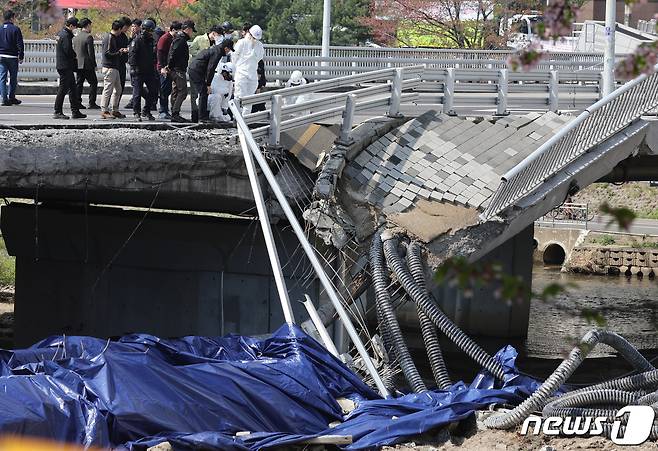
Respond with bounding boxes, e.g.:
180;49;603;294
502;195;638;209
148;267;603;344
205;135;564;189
1;202;320;347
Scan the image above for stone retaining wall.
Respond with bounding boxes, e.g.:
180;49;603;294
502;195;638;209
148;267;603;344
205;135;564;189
566;246;658;276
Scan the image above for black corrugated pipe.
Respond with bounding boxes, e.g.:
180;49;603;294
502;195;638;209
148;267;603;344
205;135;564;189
406;241;452;390
382;234;505;381
485;329;655;429
370;233;427;393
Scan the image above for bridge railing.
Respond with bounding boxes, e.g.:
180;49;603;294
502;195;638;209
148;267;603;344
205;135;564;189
19;39;624;82
483;64;658;220
537;202;594;229
240;65;424;146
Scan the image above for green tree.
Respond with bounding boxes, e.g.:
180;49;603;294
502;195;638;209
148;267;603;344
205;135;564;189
185;0;372;45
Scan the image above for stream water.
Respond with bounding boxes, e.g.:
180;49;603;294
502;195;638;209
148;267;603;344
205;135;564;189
526;267;658;359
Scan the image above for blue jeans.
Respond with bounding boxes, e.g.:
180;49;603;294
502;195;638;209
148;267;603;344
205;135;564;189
0;57;19;101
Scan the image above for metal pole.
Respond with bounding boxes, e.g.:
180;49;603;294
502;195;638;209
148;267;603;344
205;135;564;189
496;68;508;116
269;94;282;147
321;0;331;63
603;0;616;96
230;100;391;398
303;295;340;357
388;68;403;118
236;124;296;325
443;68;455;115
338;93;357;144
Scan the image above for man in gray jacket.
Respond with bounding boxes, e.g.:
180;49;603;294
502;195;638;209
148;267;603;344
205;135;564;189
72;18;99;109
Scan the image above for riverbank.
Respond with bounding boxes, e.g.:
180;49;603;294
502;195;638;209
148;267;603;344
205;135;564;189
564;231;658;276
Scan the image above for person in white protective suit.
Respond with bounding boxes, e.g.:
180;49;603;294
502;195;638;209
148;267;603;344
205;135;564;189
232;24;264;116
284;70;310;116
208;62;234;122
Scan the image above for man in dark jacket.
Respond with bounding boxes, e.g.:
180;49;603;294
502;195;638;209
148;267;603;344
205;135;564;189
128;19;158;121
156;20;181;119
164;20;195;122
99;19;128;119
116;16;131;104
188;39;233;122
72;17;98;109
54;17;85;119
0;9;24;106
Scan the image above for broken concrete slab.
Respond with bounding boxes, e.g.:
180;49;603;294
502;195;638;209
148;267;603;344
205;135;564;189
387;199;479;243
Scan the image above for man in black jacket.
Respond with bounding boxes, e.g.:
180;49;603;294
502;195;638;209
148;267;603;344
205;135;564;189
188;39;233;122
116;16;131;104
128;19;158;121
163;20;195;122
54;17;85;119
99;20;128;119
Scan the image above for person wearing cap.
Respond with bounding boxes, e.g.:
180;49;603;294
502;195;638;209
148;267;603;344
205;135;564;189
128;18;158;121
187;24;222;122
232;24;264;116
54;17;85;119
221;21;235;42
164;19;195;122
188;38;233;123
72;18;99;109
156;21;181;120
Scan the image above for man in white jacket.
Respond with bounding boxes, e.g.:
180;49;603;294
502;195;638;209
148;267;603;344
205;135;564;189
232;24;264;116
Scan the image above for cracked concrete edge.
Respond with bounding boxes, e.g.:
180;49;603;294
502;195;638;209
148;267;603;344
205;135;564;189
0;128;241;175
311;115;411;201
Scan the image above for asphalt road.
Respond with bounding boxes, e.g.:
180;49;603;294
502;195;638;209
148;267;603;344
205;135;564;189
0;94;194;126
1;91;587;127
536;215;658;236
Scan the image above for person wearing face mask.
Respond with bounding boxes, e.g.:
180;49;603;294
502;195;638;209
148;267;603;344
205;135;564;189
208;62;234;122
232;24;264;116
187;24;222;122
221;21;234;42
283;70;310;116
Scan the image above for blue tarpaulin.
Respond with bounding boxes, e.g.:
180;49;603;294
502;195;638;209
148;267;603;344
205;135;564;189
0;324;538;450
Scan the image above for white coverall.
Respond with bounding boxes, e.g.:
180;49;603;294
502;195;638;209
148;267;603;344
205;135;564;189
284;78;310;116
232;36;264;115
208;74;233;122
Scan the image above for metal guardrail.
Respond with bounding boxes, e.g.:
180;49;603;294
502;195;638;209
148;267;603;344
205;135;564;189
240;65;424;146
19;39;623;83
237;64;603;131
637;19;657;36
483;64;658;220
537;202;594;229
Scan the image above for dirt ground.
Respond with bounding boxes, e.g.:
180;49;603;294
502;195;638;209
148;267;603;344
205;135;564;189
386;428;658;450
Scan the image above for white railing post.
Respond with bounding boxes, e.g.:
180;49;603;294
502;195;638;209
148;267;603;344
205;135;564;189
303;294;340;357
229;100;391;398
338;93;357;144
269;94;282;147
235;119;296;326
598;73;605;99
388;68;403;118
443;68;456;115
549;70;559;112
497;68;509;116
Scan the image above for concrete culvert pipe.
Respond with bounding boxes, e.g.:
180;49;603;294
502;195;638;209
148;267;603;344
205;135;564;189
543;243;566;265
